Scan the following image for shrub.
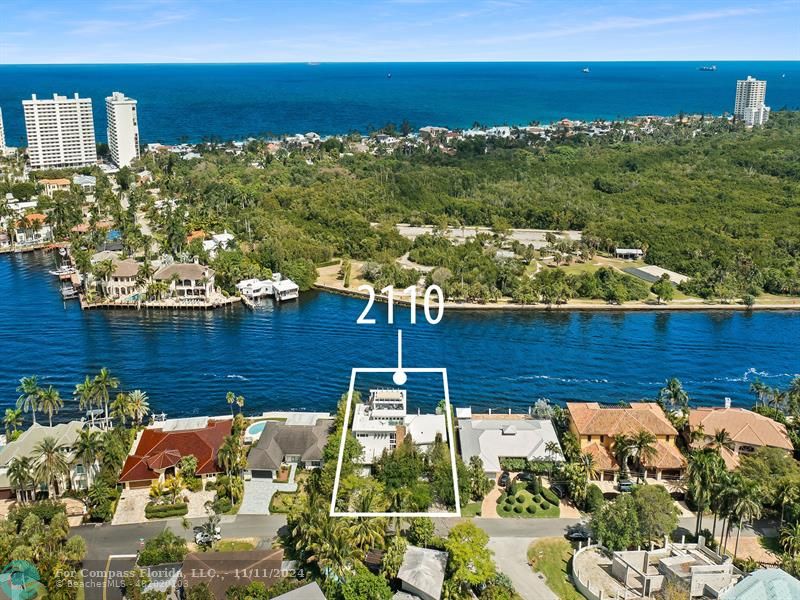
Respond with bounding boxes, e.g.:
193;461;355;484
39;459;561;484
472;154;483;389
497;493;507;505
540;501;550;510
9;500;66;528
585;484;605;513
212;497;233;514
542;487;560;505
499;458;528;471
527;505;537;514
513;505;523;513
145;502;188;519
699;529;718;552
532;494;543;503
515;495;525;503
532;476;542;495
185;477;202;492
511;482;525;495
138;530;188;566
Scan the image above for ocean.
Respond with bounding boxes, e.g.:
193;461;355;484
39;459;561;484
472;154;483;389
0;62;798;145
0;252;797;419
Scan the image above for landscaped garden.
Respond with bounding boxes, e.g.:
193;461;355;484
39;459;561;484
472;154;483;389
497;479;560;518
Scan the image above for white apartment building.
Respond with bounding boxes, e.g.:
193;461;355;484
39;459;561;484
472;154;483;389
0;107;6;150
106;91;140;167
352;389;447;464
734;76;770;126
23;93;97;169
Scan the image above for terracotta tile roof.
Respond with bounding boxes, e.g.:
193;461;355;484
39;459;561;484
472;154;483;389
181;549;284;599
111;258;140;278
119;419;231;483
583;442;618;471
689;407;793;452
568;402;677;437
642;440;688;470
40;178;71;186
186;230;205;243
154;263;214;281
19;213;47;225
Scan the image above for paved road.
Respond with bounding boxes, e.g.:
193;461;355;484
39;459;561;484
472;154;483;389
489;538;557;600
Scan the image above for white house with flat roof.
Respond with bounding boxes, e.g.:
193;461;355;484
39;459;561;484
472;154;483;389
457;407;563;475
352;389;447;465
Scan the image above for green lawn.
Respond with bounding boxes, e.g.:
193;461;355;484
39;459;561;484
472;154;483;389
461;502;482;517
527;538;584;600
498;488;560;518
215;540;256;552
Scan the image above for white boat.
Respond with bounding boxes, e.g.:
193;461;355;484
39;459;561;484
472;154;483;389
582;67;590;73
61;285;79;299
49;265;76;276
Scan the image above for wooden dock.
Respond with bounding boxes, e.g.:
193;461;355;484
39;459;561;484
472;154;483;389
79;295;242;311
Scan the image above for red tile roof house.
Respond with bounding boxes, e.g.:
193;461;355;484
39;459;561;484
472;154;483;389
119;419;231;489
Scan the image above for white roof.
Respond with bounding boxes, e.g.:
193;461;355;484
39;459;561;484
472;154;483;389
273;279;299;292
458;416;563;472
405;413;447;445
397;546;448;600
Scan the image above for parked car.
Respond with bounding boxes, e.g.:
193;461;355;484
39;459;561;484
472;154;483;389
514;472;534;483
193;525;221;535
195;531;221;545
565;523;591;541
617;479;634;492
498;471;511;489
550;483;567;498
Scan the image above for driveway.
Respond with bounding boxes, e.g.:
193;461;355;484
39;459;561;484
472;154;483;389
240;464;298;515
112;489;217;524
488;537;558;600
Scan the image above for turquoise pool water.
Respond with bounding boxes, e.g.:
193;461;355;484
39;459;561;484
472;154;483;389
246;421;266;437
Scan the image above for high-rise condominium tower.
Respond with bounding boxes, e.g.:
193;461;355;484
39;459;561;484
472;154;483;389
23;93;97;169
106;91;140;167
0;107;6;150
734;76;770;127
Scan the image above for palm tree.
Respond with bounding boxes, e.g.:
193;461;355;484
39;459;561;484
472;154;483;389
74;376;96;427
75;429;102;488
3;408;24;438
92;368;119;428
612;434;633;480
660;378;689;415
37;385;63;427
731;479;763;560
579;452;598;480
8;456;34;503
226;391;235;415
33;437;69;498
631;430;658;483
311;517;356;582
780;521;800;556
749;380;769;408
350;492;387;558
16;376;41;425
217;436;241;476
126;390;150;426
111;392;131;425
775;478;800;527
687;448;725;538
708;429;734;454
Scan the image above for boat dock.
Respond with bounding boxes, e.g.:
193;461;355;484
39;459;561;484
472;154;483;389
79;295;242;311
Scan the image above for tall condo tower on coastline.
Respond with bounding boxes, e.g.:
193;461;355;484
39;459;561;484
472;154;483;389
106;91;140;167
734;76;770;126
0;107;6;150
22;93;97;169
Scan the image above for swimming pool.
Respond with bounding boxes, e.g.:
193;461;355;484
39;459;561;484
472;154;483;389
245;420;266;439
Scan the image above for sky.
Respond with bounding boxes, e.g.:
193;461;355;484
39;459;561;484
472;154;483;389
0;0;798;64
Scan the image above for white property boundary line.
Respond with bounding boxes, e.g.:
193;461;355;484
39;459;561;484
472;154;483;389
329;367;462;518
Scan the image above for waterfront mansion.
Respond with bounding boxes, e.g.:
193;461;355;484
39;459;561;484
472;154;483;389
352;389;448;465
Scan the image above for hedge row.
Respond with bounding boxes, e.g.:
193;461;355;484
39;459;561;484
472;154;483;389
542;487;560;505
145;502;188;519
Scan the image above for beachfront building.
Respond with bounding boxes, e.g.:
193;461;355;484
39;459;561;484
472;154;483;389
23;93;97;169
456;407;563;476
688;402;793;470
0;421;97;499
106;91;140;167
734;76;770;126
245;416;333;479
0;107;5;151
153;263;215;300
352;389;448;465
567;402;686;483
15;213;53;246
614;248;644;260
39;178;71;198
119;417;231;489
